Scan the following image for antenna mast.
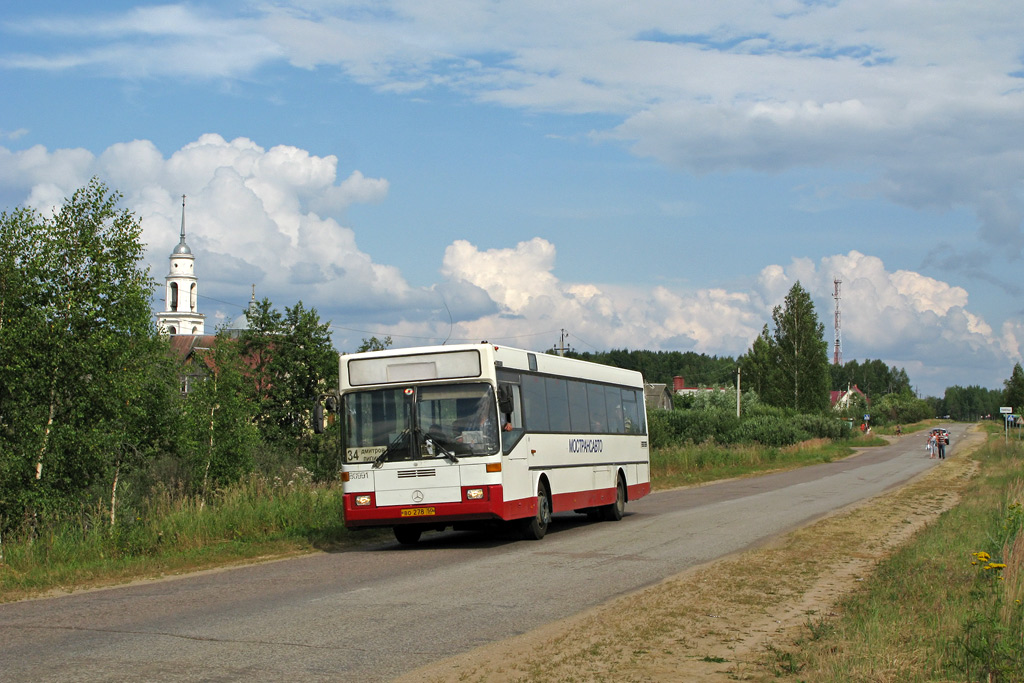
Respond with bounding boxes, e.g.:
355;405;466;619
832;277;842;366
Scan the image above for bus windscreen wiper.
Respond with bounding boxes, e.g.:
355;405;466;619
423;428;459;464
372;429;411;469
372;427;459;467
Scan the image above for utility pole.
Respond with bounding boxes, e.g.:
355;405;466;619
736;366;742;418
553;328;571;356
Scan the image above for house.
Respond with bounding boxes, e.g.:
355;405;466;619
168;334;218;395
831;384;869;410
672;376;729;396
644;383;674;411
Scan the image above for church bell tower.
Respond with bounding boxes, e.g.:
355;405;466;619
156;195;205;336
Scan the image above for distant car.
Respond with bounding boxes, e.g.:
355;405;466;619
930;427;951;443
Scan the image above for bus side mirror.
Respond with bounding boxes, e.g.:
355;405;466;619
497;385;514;415
313;394;338;434
313;400;325;434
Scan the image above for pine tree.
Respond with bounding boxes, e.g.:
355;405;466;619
1003;363;1024;413
768;282;831;412
739;325;776;398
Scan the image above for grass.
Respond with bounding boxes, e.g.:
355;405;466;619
420;423;995;682
0;470;381;602
769;431;1024;682
650;434;885;490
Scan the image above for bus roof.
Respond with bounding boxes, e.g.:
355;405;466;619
340;342;644;389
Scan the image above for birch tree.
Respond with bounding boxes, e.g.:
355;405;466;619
0;179;172;526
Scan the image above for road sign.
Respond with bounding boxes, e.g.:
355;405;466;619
1001;406;1013;414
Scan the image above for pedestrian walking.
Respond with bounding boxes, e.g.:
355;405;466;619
927;433;937;458
936;430;947;459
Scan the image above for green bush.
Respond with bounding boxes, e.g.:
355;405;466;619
734;415;808;447
649;403;848;448
792;413;850;440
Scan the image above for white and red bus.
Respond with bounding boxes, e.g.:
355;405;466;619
332;343;651;544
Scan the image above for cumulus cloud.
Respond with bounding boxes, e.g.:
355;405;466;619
432;241;1021;395
2;133;1019;397
755;251;1019;393
0;134;408;322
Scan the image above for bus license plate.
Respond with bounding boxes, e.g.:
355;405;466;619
401;507;435;517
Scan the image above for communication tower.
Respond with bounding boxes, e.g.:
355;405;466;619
832;277;842;366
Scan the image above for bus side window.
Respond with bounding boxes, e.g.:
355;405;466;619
499;383;525;454
622;389;641;434
499;383;523;431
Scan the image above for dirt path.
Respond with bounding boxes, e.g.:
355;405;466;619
398;429;983;682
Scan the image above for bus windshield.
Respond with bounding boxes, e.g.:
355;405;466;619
342;383;500;464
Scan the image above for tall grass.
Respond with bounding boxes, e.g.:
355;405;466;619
650;437;870;490
0;469;351;601
779;437;1024;681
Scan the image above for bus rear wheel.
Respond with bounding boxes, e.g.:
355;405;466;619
520;480;551;540
394;525;423;545
601;476;626;522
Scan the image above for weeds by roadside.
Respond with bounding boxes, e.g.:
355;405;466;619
0;470;353;602
650;435;881;491
775;436;1024;682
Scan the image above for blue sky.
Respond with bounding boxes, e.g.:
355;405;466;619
2;1;1023;399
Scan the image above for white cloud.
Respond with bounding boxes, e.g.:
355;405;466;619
757;251;1021;393
432;239;1019;397
3;6;282;79
0;135;406;322
2;134;1019;397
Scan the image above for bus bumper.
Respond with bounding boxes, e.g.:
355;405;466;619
343;484;539;528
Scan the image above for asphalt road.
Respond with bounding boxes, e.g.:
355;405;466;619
0;426;958;682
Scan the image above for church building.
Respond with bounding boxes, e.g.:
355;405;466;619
156;195;206;336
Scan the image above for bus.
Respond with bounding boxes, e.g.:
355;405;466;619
324;342;651;544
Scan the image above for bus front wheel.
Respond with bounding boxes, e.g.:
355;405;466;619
520;481;551;540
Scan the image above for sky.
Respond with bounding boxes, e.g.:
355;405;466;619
1;1;1023;399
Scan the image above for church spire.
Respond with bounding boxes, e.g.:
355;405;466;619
173;194;193;255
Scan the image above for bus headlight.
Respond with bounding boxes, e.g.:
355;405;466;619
466;488;485;501
355;494;372;507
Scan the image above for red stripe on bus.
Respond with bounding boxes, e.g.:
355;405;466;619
344;480;651;528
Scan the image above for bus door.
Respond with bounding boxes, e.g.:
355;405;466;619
498;381;526;459
497;380;532;506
